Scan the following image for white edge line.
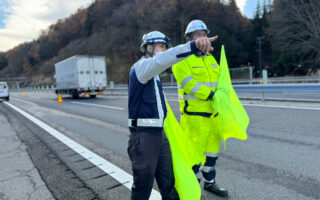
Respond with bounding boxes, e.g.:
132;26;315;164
4;102;161;200
71;101;125;111
243;104;320;111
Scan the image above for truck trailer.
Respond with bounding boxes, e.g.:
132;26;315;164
55;55;107;98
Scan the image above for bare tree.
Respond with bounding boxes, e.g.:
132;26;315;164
273;0;320;71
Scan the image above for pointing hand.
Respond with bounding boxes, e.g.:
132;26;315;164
195;36;218;53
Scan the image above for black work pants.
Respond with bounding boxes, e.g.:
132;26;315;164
128;130;179;200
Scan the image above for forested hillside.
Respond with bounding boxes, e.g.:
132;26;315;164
0;0;318;86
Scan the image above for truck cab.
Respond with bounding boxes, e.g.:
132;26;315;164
0;82;9;101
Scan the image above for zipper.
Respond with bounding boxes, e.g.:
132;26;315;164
202;55;212;87
202;55;214;113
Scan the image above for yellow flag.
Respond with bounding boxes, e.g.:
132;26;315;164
212;46;249;145
164;102;202;200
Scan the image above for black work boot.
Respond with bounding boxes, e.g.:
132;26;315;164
204;181;228;197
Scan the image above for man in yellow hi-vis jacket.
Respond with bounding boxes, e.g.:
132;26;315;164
172;20;228;197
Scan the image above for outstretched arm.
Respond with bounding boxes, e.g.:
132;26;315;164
135;36;218;84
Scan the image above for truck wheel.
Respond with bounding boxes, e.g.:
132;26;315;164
5;96;9;101
72;93;79;99
90;95;96;98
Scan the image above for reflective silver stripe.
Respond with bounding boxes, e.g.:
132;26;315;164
154;76;164;125
128;119;163;127
179;82;217;100
179;76;193;89
200;82;217;88
128;76;164;128
201;166;215;173
204;179;214;183
204;152;219;157
189;82;201;96
195;171;202;179
179;94;199;100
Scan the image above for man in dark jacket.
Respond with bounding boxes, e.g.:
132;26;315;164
128;30;217;200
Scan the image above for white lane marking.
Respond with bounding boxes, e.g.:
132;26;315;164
243;104;320;111
4;102;161;199
71;101;125;111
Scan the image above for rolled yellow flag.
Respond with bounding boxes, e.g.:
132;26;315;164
164;102;202;200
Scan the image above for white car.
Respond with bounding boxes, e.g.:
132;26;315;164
0;82;9;101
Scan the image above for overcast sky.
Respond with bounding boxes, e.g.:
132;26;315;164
0;0;262;52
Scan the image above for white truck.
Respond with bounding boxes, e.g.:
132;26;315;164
0;82;9;101
55;55;107;98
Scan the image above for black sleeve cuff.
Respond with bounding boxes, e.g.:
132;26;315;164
176;41;199;58
206;91;215;101
190;41;198;54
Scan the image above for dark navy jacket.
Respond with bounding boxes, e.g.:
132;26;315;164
128;41;197;134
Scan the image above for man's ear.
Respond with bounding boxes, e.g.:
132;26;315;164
146;44;152;53
186;36;192;42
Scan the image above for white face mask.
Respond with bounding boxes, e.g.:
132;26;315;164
146;43;166;57
153;50;160;56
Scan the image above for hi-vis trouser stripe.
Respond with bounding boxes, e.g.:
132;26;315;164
193;163;202;180
205;152;218;157
195;170;202;179
201;166;215;173
201;152;218;173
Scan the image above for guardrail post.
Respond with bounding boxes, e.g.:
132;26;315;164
249;67;253;85
261;92;264;102
263;70;268;84
109;81;114;95
16;82;20;90
170;74;174;86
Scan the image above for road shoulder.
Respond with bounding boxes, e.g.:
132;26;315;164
0;105;54;200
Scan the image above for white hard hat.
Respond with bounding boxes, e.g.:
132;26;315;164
185;20;210;38
140;31;172;53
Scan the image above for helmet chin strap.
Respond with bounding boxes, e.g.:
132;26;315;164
190;33;194;41
146;43;156;57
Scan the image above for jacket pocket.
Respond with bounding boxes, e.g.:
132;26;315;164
191;66;206;74
191;66;208;80
127;133;140;161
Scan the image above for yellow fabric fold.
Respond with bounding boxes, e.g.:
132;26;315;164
212;46;249;146
164;102;202;200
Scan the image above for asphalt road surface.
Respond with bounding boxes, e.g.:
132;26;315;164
1;91;319;200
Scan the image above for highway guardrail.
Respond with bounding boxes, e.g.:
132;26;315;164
11;83;320;93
